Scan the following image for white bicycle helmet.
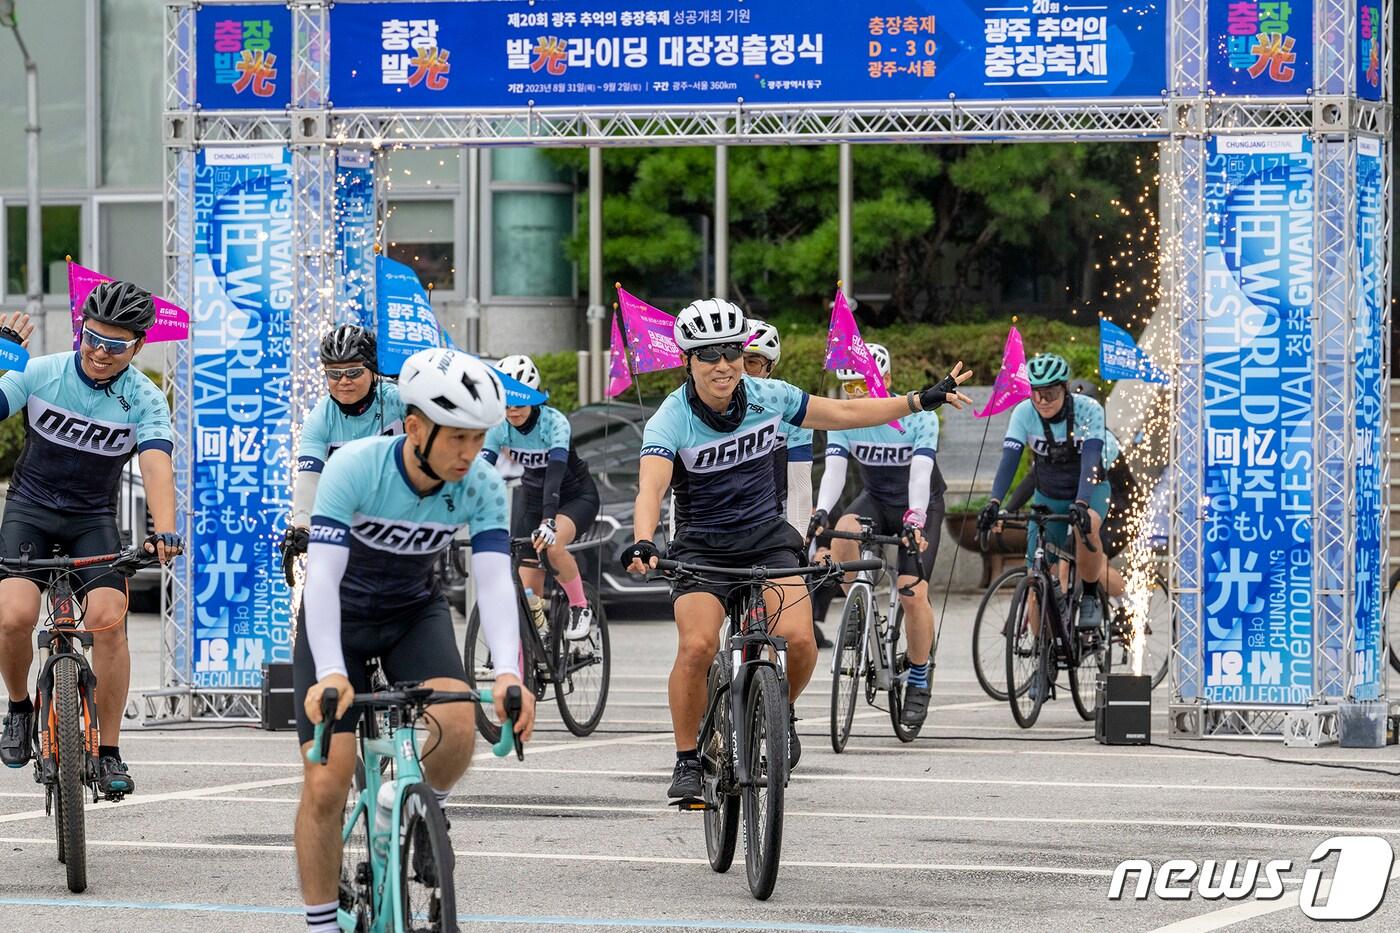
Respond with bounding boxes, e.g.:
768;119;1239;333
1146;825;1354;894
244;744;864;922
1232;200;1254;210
744;319;782;364
496;353;542;391
836;342;891;382
674;298;748;351
399;348;506;430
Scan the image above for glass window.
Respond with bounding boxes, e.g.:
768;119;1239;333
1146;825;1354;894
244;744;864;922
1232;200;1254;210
383;148;460;189
6;204;82;296
0;0;88;188
99;202;163;293
384;200;455;291
101;0;163;188
491;192;573;298
492;148;572;185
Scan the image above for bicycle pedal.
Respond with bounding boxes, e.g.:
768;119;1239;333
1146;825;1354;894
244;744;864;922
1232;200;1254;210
102;790;128;803
671;796;711;812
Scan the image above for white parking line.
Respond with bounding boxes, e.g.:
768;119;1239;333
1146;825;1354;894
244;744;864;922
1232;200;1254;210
0;776;304;826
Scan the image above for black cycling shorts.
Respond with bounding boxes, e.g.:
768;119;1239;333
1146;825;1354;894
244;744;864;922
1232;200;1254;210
0;497;127;598
666;517;805;603
292;595;468;745
513;476;600;541
842;491;945;581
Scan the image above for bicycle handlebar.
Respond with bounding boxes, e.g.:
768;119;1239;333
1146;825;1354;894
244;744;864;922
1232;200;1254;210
820;528;907;547
306;684;523;765
979;509;1097;555
652;557;883;580
0;545;160;576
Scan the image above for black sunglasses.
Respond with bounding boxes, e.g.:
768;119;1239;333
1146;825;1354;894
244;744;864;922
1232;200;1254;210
690;343;743;364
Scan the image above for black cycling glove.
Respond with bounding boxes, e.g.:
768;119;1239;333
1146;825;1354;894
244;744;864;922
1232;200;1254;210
0;325;24;346
976;500;1001;535
280;526;310;560
144;532;184;557
1068;500;1093;538
807;509;830;541
621;539;660;573
918;374;961;411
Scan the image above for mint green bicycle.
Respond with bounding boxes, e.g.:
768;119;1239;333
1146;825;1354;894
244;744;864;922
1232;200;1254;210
308;683;522;932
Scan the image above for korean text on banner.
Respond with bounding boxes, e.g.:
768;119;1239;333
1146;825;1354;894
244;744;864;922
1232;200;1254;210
1207;0;1312;96
195;3;292;109
1201;134;1314;706
335;152;376;329
1099;319;1168;384
376;255;447;376
975;326;1030;418
615;286;684;373
1353;138;1384;700
190;146;295;688
68;261;190;347
328;0;1166;109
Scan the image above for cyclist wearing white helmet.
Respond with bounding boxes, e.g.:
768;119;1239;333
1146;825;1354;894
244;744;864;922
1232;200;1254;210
293;348;535;931
483;353;601;641
978;353;1119;636
810;343;949;729
742;319;813;534
623;297;974;801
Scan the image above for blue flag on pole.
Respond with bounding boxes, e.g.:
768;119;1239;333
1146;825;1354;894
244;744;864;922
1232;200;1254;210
1099;320;1168;383
375;256;456;376
0;338;29;372
492;366;548;407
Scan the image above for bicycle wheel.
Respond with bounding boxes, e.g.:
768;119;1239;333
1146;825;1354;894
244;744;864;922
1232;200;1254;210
702;654;739;874
550;582;611;736
397;782;457;932
340;762;375;929
742;665;787;901
973;567;1025;701
464;592;535;745
1070;588;1112;721
1006;575;1049;729
887;603;921;743
52;657;87;893
829;585;868;753
1387;567;1400;674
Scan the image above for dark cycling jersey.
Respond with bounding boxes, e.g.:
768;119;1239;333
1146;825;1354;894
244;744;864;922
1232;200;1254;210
641;376;808;533
992;394;1119;503
0;352;172;512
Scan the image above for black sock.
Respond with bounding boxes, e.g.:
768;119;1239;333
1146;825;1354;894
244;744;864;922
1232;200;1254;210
676;749;698;763
8;697;33;714
99;745;121;761
1083;580;1099;597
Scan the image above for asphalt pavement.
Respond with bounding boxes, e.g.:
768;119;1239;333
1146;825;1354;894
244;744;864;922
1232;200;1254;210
2;595;1399;932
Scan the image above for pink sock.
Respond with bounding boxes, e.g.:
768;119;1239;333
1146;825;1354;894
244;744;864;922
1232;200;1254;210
560;574;587;608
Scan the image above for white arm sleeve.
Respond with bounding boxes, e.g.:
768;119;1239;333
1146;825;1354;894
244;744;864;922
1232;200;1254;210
907;453;934;517
303;542;350;679
786;460;812;533
291;471;321;528
815;453;849;515
471;549;523;679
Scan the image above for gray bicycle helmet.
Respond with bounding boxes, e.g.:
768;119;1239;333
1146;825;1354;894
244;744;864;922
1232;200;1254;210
320;324;378;371
82;280;156;336
1067;378;1099;400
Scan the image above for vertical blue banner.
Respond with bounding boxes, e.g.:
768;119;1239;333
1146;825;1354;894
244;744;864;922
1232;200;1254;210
1357;0;1383;100
1206;0;1311;96
190;147;294;689
1201;135;1314;706
376;255;446;376
195;3;293;109
335;152;376;329
1354;137;1384;700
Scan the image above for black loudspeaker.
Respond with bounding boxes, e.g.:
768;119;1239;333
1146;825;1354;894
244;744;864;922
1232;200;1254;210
261;662;297;731
1095;673;1151;745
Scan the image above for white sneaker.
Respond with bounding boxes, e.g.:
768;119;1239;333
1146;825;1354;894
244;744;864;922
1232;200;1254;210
565;606;594;641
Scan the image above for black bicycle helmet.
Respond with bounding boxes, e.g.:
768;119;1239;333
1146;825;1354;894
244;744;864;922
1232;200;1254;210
82;280;156;336
1067;378;1100;401
320;324;378;371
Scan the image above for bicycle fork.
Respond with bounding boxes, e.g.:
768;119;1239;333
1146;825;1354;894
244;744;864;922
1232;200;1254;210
34;628;99;795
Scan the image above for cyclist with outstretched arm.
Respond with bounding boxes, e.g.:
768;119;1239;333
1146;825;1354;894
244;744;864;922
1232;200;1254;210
293;349;536;933
621;298;973;800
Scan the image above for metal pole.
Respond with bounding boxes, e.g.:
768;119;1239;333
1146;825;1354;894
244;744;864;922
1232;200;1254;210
586;147;605;403
838;143;852;301
715;144;728;300
464;147;481;354
4;7;42;348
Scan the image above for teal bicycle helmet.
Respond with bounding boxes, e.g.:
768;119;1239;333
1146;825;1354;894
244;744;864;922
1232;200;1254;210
1027;353;1071;388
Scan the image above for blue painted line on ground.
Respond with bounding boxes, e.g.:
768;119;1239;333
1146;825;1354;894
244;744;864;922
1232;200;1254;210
0;898;950;932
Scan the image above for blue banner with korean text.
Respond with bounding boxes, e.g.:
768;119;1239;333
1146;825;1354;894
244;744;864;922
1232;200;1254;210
1201;135;1314;706
335;152;376;329
1354;137;1384;700
195;3;292;110
190;147;294;689
1206;0;1311;96
376;255;446;377
1357;0;1383;100
327;0;1167;109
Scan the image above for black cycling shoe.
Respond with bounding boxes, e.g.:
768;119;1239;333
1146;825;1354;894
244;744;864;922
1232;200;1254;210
667;757;703;799
901;683;932;728
96;755;135;795
1077;593;1104;631
813;624;832;650
0;709;33;768
787;723;801;772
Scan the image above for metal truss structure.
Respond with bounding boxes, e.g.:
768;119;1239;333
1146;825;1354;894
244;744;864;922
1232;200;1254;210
160;0;1393;732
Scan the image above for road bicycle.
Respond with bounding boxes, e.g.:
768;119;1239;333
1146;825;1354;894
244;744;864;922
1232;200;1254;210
0;545;158;893
656;555;879;901
461;537;610;739
307;682;522;932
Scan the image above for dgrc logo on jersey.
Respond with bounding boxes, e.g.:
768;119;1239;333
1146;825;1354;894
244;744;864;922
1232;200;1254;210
684;420;779;473
852;443;912;466
508;448;551;469
353;519;457;554
30;403;135;455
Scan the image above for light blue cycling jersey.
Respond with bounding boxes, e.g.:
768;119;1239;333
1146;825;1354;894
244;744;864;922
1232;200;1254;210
295;381;405;474
825;410;940;506
310;435;509;615
481;404;591;501
1003;394;1119;500
0;352;172;512
642;376;809;532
